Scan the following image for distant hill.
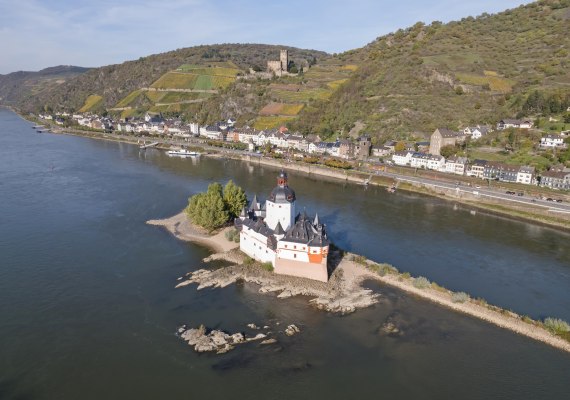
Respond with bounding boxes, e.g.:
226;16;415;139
13;44;328;115
0;65;89;106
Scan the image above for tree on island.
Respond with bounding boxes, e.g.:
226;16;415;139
185;181;247;232
223;180;247;219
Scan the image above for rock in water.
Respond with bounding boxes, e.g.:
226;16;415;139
285;324;301;336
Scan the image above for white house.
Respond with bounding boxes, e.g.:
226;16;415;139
497;119;533;130
540;134;565;148
410;153;445;170
392;151;414;166
516;166;535;185
444;156;468;175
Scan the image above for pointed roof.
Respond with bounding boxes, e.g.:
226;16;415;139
239;206;247;218
251;194;259;211
274;221;285;235
313;213;319;226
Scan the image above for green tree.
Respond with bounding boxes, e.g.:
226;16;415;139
223;180;247;219
185;183;228;232
395;141;406;152
440;145;457;158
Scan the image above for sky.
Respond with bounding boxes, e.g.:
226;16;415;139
0;0;532;74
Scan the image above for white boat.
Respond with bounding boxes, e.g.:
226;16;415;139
166;148;200;157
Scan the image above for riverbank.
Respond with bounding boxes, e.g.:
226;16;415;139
18;112;570;231
150;210;570;354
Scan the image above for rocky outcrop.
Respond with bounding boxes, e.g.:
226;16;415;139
175;249;380;315
177;324;268;354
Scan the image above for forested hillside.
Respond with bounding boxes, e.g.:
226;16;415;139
291;0;570;140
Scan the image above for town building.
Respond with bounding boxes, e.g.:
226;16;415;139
516;166;535;185
483;162;519;182
496;119;533;130
540;134;565;148
236;171;329;282
410;153;445;170
392;150;414;166
467;159;487;178
429;128;467;156
445;156;468;175
354;135;372;159
540;170;570;190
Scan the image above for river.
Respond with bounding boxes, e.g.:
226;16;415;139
0;108;568;399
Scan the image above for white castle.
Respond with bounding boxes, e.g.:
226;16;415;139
235;170;329;282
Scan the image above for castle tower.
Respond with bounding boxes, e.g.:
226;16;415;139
264;170;296;231
280;49;288;72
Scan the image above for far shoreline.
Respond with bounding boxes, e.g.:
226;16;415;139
11;109;570;232
150;209;570;355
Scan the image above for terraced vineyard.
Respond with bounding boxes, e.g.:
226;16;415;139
112;63;243;117
79;95;103;113
253;63;357;129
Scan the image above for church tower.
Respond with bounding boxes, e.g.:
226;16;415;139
264;170;296;231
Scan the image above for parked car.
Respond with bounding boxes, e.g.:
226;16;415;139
546;198;554;202
517;192;524;196
506;191;516;195
556;199;563;203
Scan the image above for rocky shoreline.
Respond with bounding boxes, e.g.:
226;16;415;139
154;212;570;354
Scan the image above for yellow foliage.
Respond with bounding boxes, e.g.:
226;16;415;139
79;95;103;113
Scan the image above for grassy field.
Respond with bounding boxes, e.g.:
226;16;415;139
120;108;137;119
253;116;296;130
79;95;103;113
144;91;166;103
151;68;236;91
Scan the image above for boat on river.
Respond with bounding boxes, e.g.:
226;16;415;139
166;148;200;157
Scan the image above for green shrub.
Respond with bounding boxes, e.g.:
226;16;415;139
261;262;274;272
544;318;570;335
413;276;430;289
451;292;470;303
224;228;240;242
401;272;411;280
243;256;254;266
521;315;534;324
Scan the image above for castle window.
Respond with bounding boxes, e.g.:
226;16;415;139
294;254;296;259
294;245;297;249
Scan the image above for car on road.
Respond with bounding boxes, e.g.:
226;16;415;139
506;191;516;195
475;185;481;189
546;198;554;202
517;192;524;196
556;199;563;203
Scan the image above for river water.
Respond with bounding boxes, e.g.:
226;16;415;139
0;108;569;399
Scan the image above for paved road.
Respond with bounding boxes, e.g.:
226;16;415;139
377;170;570;213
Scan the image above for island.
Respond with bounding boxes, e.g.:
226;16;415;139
148;170;570;354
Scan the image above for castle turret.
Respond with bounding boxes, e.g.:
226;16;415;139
264;170;296;231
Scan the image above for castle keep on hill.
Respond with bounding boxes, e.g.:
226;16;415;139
235;170;329;282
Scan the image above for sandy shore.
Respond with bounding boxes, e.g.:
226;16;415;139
146;211;239;253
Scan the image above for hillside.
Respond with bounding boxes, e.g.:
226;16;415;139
6;1;570;138
15;44;328;115
291;0;570;140
0;66;89;107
